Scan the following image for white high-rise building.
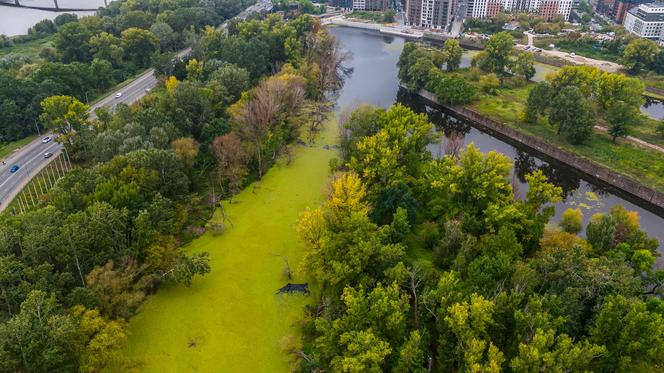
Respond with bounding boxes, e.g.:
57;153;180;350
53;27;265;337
406;0;457;29
624;3;664;40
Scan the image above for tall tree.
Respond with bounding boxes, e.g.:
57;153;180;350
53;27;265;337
442;39;463;71
606;100;637;142
548;85;594;143
39;95;90;145
211;133;249;198
477;31;514;75
54;22;92;63
621;38;659;73
120;28;159;67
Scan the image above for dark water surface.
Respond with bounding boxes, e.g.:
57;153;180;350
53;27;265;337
327;26;664;262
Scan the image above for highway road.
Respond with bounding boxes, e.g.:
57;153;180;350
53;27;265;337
0;0;271;212
0;65;166;211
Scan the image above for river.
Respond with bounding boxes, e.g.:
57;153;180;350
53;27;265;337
327;25;664;262
0;0;109;36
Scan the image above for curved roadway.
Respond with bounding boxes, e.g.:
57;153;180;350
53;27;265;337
0;48;189;211
0;0;272;212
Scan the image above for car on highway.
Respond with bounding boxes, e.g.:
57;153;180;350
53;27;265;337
115;92;123;99
9;165;19;173
44;152;53;158
42;136;52;144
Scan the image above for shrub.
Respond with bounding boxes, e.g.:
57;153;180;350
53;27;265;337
559;208;583;233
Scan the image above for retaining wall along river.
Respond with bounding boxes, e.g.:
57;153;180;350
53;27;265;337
416;89;664;211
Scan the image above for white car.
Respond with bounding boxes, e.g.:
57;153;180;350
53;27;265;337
115;92;123;99
44;152;53;158
41;136;52;144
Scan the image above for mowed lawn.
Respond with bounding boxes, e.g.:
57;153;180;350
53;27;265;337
120;120;338;372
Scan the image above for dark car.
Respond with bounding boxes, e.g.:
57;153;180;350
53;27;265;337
44;152;53;158
9;165;19;173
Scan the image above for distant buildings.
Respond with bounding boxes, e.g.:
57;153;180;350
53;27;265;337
623;2;664;42
405;0;457;29
596;0;650;23
331;0;389;10
464;0;573;20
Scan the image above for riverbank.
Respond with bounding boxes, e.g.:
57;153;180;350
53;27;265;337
119;117;338;371
323;16;423;39
416;89;664;211
0;6;96;36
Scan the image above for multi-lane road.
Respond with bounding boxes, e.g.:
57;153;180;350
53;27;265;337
0;0;272;212
0;65;167;211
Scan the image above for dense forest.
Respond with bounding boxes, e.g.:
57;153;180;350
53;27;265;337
291;104;664;372
0;11;349;371
0;0;255;143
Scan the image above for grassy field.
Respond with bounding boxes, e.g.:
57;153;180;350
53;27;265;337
0;134;39;160
471;85;664;194
0;35;55;63
119;118;338;372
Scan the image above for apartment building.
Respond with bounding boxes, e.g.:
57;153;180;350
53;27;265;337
597;0;649;23
406;0;457;28
465;0;571;19
331;0;389;10
623;2;664;39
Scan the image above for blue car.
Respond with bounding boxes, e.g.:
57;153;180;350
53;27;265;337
9;165;19;173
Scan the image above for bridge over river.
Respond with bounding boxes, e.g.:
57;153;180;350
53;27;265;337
0;0;109;11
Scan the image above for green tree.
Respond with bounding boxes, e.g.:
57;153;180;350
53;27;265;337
510;328;605;372
585;213;617;253
621;38;659;73
606;100;638;142
150;21;179;51
549;85;594;143
591;295;664;371
39;95;90;145
442;294;505;372
524;82;551;123
54;22;92;63
208;62;250;103
349;104;433;194
442;39;463;71
297;173;406;296
559;208;583;234
89;32;124;67
121;27;159;67
432;74;477;105
71;305;127;372
317;283;410;370
512;52;536;81
477;31;514;75
394;330;427;373
0;291;79;372
596;72;644;111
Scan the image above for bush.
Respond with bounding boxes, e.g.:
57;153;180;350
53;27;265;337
54;13;78;27
433;74;477;105
417;221;441;250
0;34;14;48
559;208;583;234
0;54;32;70
479;73;500;95
30;19;57;35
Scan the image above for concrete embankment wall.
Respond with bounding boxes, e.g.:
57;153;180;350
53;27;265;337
417;89;664;212
324;18;423;40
